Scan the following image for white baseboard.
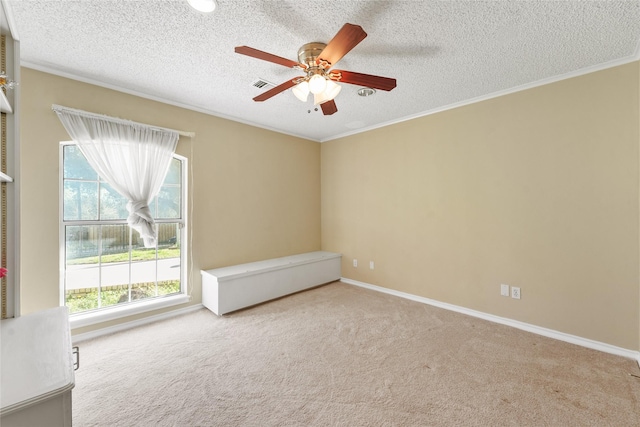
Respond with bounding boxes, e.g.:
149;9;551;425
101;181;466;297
341;278;640;366
71;304;204;344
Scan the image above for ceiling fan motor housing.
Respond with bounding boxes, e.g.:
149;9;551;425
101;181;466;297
298;42;327;68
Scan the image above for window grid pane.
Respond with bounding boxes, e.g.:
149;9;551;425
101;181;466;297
63;180;99;221
99;182;128;220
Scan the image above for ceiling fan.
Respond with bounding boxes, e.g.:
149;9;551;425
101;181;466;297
235;23;397;115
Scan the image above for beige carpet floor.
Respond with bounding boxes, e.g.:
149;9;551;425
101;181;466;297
73;281;640;426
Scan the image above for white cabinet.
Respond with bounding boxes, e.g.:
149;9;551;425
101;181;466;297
0;307;75;426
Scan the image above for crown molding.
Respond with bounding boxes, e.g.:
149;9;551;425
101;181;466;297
21;62;320;143
321;54;640;142
21;47;640;145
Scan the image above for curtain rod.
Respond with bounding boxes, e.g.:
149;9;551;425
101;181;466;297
51;104;196;138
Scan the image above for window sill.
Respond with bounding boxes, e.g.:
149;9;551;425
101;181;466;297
69;294;190;329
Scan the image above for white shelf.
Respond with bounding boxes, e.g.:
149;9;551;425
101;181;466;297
0;90;11;114
0;171;13;182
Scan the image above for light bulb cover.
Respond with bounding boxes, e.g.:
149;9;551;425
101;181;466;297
292;81;310;102
314;80;342;105
313;93;326;106
324;79;341;100
187;0;216;13
308;74;327;94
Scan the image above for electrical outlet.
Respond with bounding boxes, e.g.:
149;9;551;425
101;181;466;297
370;261;375;270
511;286;521;300
353;259;358;268
500;284;510;297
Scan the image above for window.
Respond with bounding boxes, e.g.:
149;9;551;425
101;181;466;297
60;143;187;320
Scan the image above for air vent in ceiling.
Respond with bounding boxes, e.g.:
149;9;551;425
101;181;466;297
252;78;274;89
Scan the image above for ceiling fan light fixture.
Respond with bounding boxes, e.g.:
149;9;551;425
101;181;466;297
187;0;217;13
292;81;310;102
313;92;326;106
308;74;327;95
235;23;396;116
313;81;342;106
324;79;341;99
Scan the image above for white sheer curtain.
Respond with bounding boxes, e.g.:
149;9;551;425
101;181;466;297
55;108;179;248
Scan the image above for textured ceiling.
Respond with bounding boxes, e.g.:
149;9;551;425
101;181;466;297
6;0;640;142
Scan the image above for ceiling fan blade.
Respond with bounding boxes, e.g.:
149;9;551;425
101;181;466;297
332;70;397;91
235;46;303;69
320;100;338;115
317;23;367;67
253;79;298;102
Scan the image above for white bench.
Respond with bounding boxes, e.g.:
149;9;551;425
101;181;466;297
200;251;341;315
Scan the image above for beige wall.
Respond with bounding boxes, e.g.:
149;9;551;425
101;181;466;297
322;62;640;351
19;62;640;350
20;69;321;332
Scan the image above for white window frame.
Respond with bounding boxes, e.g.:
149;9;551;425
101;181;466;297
59;141;189;329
